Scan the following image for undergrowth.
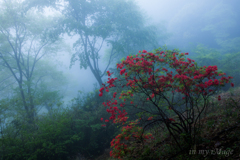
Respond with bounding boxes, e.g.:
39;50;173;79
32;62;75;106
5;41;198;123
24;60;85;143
95;86;240;160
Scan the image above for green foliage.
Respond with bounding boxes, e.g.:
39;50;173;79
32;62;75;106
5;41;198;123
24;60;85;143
0;110;80;160
189;44;240;90
0;100;119;160
66;89;120;158
190;44;222;67
0;78;120;160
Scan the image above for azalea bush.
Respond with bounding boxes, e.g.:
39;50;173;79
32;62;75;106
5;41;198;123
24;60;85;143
99;47;234;159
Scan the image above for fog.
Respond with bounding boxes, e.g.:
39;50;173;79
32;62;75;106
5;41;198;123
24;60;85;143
58;0;240;97
0;0;239;116
0;0;239;159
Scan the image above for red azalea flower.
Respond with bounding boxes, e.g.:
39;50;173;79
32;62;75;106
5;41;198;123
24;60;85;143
218;95;221;101
169;118;175;122
107;71;112;76
99;87;104;92
120;69;126;75
151;93;155;98
148;117;153;120
142;50;147;53
231;83;234;87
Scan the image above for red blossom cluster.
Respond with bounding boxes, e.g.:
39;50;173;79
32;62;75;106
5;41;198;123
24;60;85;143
109;119;154;159
98;49;234;159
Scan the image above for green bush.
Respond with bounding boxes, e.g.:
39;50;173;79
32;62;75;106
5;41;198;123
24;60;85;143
0;110;82;160
0;90;120;160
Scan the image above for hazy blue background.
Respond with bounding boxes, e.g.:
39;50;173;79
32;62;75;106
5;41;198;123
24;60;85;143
1;0;239;112
61;0;240;99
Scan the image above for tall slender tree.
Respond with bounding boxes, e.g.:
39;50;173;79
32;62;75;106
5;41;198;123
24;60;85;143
0;0;64;123
62;0;159;87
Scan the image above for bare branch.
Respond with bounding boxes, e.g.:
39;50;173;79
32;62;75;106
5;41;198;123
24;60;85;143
0;52;20;83
29;41;49;78
0;82;16;92
87;36;98;71
0;75;13;84
100;47;114;78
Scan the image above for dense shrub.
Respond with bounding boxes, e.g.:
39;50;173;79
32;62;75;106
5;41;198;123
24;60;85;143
0;90;119;160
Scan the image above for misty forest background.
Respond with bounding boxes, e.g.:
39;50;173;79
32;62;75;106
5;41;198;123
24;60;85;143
0;0;240;159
